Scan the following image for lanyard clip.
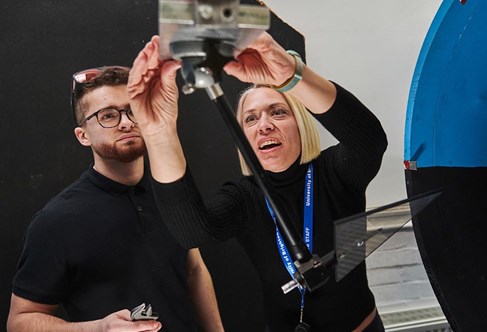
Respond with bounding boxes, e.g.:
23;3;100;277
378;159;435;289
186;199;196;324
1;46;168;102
281;252;336;294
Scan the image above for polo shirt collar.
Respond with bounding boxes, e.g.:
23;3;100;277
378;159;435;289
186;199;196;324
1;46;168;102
86;164;149;196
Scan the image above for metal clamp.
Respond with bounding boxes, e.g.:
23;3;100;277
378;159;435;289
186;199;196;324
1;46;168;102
130;303;159;321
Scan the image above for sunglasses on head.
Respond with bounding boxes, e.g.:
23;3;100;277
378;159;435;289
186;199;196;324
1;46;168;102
70;66;130;125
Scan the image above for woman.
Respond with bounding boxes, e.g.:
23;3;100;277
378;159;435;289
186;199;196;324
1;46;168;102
128;32;387;331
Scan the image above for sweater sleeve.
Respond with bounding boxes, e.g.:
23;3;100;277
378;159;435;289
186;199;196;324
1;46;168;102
313;83;388;191
152;168;248;249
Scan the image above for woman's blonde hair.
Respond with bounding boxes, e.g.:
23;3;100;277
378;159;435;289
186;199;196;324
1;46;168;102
235;85;321;176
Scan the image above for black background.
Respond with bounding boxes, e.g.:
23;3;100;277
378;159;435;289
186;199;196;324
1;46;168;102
0;1;304;330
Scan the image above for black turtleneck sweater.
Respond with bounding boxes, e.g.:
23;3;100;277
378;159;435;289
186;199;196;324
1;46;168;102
154;83;388;331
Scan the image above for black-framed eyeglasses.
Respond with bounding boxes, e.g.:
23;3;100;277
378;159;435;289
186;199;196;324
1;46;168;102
79;107;138;128
70;66;130;125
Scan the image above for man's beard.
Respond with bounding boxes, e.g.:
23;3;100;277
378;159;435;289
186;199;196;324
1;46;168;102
93;140;146;163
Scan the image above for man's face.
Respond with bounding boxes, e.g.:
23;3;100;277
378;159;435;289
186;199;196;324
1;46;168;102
75;85;146;162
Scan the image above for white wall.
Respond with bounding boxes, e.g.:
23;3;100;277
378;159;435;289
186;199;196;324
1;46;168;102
262;0;443;207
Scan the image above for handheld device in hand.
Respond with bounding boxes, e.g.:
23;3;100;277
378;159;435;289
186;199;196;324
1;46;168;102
130;303;159;321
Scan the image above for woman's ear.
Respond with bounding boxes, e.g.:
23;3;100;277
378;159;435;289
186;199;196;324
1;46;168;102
74;127;91;147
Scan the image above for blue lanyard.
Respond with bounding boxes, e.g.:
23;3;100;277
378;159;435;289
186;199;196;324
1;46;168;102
265;163;314;315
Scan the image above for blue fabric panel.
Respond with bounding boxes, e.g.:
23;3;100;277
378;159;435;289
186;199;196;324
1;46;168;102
405;0;487;167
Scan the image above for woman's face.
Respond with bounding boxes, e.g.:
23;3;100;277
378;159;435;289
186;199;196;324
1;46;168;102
239;87;301;173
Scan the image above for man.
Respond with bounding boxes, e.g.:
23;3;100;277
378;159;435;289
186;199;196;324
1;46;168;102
7;66;224;332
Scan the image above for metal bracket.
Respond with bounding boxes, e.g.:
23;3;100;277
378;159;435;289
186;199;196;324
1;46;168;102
130;303;159;321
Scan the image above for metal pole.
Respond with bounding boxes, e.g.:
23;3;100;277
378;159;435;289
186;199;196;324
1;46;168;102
206;83;312;263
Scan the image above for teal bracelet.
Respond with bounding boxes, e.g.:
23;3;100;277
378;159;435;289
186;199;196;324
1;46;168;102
273;50;304;93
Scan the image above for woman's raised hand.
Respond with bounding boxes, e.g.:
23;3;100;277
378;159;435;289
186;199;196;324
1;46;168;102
128;35;181;138
223;31;296;87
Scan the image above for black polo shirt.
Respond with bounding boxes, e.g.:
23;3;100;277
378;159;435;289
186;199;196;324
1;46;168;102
13;166;197;331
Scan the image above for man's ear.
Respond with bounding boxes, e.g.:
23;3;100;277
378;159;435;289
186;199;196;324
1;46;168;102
74;127;91;147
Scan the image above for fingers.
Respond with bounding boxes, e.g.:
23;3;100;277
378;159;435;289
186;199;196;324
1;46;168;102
223;48;263;82
142;37;162;85
128;48;147;97
232;31;270;58
147;36;161;71
133;320;162;332
160;60;181;84
222;61;243;80
128;36;162;98
223;31;294;85
118;309;132;320
225;31;271;79
156;60;182;107
102;309;162;332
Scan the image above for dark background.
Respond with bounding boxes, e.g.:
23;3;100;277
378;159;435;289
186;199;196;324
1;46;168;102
0;1;304;330
406;168;487;331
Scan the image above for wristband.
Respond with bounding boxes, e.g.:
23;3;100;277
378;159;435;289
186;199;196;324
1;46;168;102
273;50;304;93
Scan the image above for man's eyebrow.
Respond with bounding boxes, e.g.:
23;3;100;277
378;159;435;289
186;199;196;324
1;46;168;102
97;103;130;110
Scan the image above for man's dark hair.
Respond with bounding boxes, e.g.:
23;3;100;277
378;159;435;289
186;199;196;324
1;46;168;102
73;66;129;125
